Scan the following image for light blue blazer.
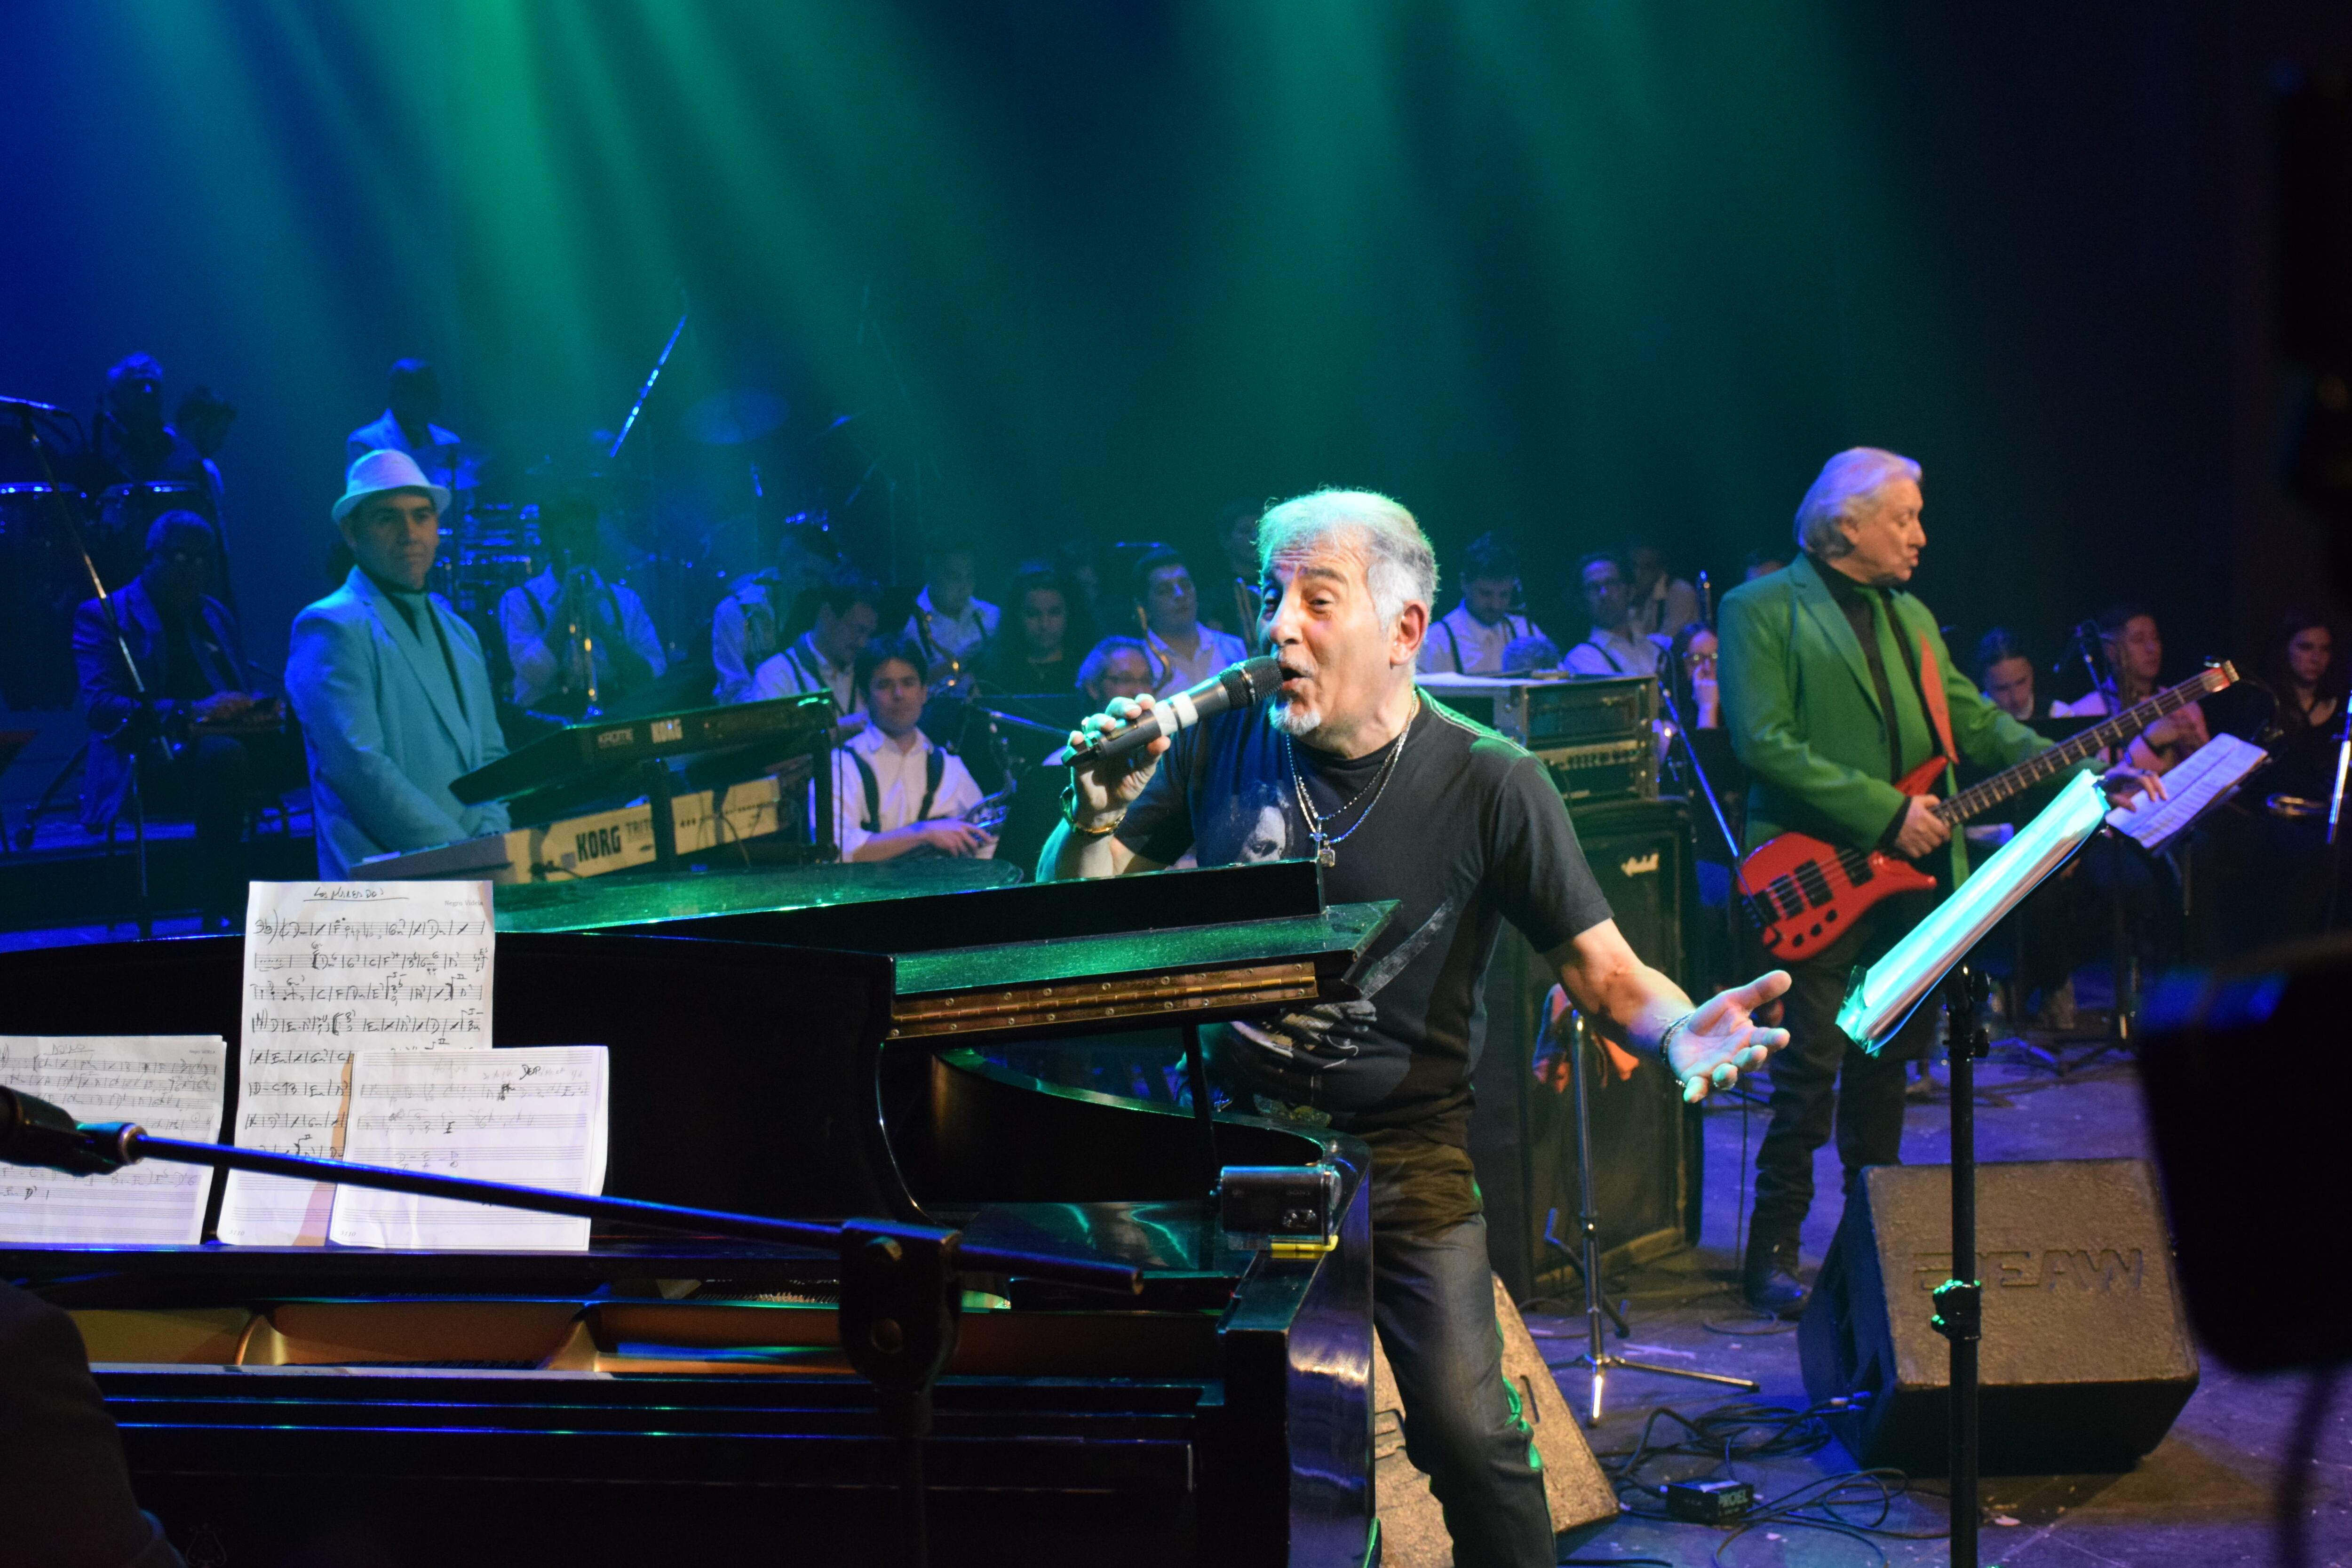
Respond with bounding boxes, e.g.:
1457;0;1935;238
286;567;511;878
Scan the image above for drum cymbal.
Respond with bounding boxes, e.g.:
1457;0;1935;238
683;388;787;446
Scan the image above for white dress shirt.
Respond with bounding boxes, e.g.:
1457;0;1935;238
1563;628;1662;678
828;724;982;860
497;568;667;706
712;574;784;704
905;586;999;665
1418;604;1548;675
751;630;862;717
1147;623;1249;696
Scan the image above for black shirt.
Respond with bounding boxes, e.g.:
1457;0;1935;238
1116;692;1615;1147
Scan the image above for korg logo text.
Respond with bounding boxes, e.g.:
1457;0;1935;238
576;827;625;862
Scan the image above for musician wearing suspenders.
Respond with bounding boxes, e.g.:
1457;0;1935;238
826;636;993;863
749;571;880;718
1561;550;1665;677
1715;448;2150;1317
1416;532;1547;676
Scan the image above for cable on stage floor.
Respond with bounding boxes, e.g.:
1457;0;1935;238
1591;1395;1950;1567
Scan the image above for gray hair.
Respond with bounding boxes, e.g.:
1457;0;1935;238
1255;489;1438;627
1075;634;1151;693
1793;447;1922;558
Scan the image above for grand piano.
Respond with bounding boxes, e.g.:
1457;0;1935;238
0;861;1390;1567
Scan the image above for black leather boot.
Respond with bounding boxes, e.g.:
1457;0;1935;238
1740;1235;1808;1319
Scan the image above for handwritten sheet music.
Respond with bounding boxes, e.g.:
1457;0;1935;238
217;881;496;1246
0;1036;227;1245
328;1046;608;1251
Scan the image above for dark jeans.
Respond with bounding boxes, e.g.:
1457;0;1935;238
1373;1210;1553;1568
1748;895;1936;1252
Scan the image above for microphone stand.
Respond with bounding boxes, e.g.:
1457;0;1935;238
0;1085;1139;1568
13;406;159;938
2326;694;2352;931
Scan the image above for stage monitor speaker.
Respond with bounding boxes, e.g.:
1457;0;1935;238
1798;1159;2199;1475
1470;796;1700;1301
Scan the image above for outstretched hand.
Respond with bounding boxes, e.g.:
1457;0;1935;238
1666;970;1793;1104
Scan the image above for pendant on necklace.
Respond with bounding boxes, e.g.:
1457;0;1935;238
1314;836;1336;868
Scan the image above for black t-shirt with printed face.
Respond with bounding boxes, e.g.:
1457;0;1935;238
1116;691;1615;1148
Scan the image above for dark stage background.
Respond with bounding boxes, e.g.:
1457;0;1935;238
2;0;2346;676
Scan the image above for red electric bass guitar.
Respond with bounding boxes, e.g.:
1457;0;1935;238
1736;662;2238;956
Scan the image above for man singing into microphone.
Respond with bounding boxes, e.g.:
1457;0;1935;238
1042;489;1791;1568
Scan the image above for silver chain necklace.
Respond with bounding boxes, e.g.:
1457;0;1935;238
1284;696;1419;868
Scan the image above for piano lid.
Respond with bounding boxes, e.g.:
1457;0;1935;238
494;859;1019;932
581;860;1395;1045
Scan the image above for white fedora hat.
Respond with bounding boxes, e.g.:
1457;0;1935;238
333;448;451;525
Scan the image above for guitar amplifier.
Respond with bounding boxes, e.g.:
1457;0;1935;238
1535;734;1657;804
1470;796;1701;1299
1423;673;1660;803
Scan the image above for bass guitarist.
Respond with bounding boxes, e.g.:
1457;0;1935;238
1717;447;2148;1317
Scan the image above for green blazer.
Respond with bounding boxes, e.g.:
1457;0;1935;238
1716;554;2044;887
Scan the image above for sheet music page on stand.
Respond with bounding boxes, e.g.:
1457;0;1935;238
328;1046;608;1251
217;881;495;1247
2105;734;2269;853
0;1036;227;1245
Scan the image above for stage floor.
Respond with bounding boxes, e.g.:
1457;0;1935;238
1536;1032;2348;1566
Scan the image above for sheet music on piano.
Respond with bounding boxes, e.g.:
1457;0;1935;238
218;881;496;1246
0;1035;227;1245
329;1046;609;1251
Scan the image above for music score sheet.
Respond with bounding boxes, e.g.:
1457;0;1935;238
0;1036;227;1245
329;1046;608;1251
217;881;495;1246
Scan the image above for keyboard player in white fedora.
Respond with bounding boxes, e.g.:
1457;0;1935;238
286;449;510;878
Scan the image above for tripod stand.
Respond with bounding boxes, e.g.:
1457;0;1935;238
1553;1005;1758;1424
10;402;157;936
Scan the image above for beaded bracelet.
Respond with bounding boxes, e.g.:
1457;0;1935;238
1654;1010;1699;1086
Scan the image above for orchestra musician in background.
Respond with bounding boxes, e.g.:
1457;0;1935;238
1047;488;1790;1568
497;491;666;716
826;636;992;863
286;450;509;879
1562;549;1663;677
72;512;285;929
904;535;999;679
83;355;210;492
1974;627;2046;723
1076;636;1156;708
346;359;472;508
1133;546;1246;696
2053;604;2209;771
980;564;1094;692
1624;539;1702;644
710;528;841;705
750;569;882;718
1417;532;1547;676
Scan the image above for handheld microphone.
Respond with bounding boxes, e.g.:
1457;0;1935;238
1057;655;1282;766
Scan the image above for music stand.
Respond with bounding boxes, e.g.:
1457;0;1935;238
1835;770;2114;1568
